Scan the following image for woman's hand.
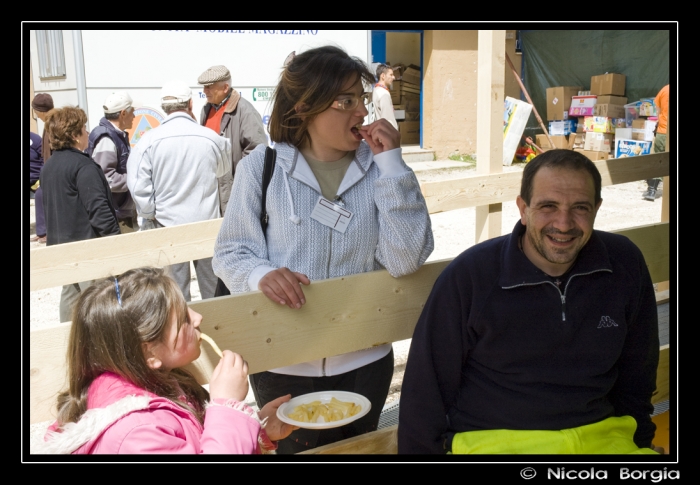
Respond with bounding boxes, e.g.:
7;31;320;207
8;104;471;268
258;267;310;309
359;119;401;155
259;394;299;441
209;350;249;402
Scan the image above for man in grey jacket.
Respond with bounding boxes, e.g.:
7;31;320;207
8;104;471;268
127;80;232;301
198;65;268;216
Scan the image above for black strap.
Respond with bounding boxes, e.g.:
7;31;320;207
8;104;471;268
215;147;276;298
260;146;276;232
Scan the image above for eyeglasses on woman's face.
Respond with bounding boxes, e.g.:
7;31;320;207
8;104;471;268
331;92;372;111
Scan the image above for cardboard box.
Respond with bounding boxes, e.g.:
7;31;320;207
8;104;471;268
398;121;420;144
503;96;533;166
536;134;569;149
400;65;421;86
614;138;652;158
596;95;627;105
401;93;420;113
390;88;401;104
584;132;614;152
569;95;597;116
393;80;420;95
631;119;657;141
583;116;618;134
590;73;626;96
577;117;586;133
593;103;627;118
615;127;633;140
548;119;577;136
546;86;582;120
394;109;405;121
570;132;586;150
574;149;610;161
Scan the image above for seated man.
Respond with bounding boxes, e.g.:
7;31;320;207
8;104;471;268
398;149;660;455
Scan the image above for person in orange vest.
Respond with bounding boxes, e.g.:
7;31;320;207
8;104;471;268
643;84;669;201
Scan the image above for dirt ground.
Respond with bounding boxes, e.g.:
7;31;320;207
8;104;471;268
27;161;665;445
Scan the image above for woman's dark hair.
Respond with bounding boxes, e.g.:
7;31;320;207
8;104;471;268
55;267;209;427
268;45;375;147
520;149;602;205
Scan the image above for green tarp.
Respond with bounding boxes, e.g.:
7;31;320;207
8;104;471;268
520;30;670;135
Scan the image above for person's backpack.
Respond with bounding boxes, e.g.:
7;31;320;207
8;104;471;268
214;147;276;297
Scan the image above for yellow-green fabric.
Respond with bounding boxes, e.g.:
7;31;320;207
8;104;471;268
450;416;659;455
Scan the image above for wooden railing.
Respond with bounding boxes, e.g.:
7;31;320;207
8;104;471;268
29;153;671;435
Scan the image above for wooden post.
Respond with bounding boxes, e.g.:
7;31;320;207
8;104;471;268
475;30;505;243
658;116;670;293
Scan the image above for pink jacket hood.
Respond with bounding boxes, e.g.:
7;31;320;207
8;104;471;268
35;372;263;455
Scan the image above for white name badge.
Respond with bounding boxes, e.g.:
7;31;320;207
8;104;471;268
310;197;354;233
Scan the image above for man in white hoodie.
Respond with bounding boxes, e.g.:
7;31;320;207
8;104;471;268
127;80;231;300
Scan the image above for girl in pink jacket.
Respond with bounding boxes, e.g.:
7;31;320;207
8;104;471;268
36;267;295;454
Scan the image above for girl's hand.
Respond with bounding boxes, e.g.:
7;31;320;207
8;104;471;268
259;394;299;441
258;267;310;309
359;119;400;155
209;350;249;402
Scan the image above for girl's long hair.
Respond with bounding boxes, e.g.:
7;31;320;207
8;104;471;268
55;267;209;427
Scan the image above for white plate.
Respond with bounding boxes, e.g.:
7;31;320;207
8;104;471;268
276;391;371;430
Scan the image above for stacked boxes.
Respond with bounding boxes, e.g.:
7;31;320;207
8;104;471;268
391;63;421;144
546;86;581;120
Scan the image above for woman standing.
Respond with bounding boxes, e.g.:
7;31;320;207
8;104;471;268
212;46;434;453
40;106;121;322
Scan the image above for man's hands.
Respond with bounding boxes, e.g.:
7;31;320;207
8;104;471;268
259;394;299;441
209;350;249;402
359;119;400;155
258;267;310;309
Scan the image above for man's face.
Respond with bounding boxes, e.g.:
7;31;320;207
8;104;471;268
382;69;395;88
119;107;135;130
203;81;229;105
516;166;602;276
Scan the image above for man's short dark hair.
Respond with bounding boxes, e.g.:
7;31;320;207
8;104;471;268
520;149;602;205
104;111;120;120
376;63;391;80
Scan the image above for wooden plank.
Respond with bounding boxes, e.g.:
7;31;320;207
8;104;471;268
610;222;669;284
29;153;670;291
29;219;222;291
652;344;670;405
422;152;670;214
475;30;505;243
299;425;398;455
29;259;451;424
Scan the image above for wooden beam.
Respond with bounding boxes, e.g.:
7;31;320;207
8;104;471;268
611;223;669;284
299;425;398;455
475;30;505;243
652;344;670;405
422;152;670;214
28;153;670;291
29;259;451;424
29;219;222;291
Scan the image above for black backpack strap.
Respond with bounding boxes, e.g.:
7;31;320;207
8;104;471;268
214;146;276;299
260;146;277;232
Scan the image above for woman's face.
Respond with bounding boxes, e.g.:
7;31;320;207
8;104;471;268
74;125;89;152
305;76;368;161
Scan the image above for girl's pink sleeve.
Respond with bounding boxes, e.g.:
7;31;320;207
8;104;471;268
201;401;261;454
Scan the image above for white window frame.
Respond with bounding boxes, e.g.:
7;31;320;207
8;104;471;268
36;30;66;79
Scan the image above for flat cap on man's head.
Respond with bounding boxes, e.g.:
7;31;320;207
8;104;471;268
198;65;231;86
32;93;54;112
103;91;133;114
161;80;192;104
